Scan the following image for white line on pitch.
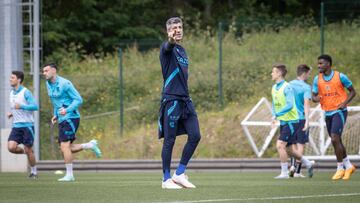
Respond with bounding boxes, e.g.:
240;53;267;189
155;192;360;203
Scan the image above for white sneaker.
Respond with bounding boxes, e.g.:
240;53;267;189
58;175;75;182
274;173;289;179
294;173;306;178
306;160;315;178
172;173;196;188
162;179;182;189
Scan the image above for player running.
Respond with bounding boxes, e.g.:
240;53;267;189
289;64;312;178
42;63;102;181
7;71;39;179
271;64;314;179
312;54;356;180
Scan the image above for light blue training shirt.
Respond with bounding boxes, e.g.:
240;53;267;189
289;79;311;120
46;75;83;123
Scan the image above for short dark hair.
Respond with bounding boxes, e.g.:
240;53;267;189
42;62;57;70
166;17;182;31
297;64;311;76
12;71;24;83
318;54;332;66
273;64;287;77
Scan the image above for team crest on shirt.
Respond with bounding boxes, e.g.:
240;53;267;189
177;56;188;66
325;85;331;91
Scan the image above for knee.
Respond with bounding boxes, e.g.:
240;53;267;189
276;142;285;151
8;145;16;153
24;147;33;155
189;132;201;143
163;137;176;147
331;136;340;144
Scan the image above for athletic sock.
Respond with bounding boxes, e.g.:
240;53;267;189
343;156;352;169
295;162;302;173
281;162;288;175
30;166;37;175
81;142;94;149
176;164;186;175
65;163;73;177
290;157;296;168
163;170;171;182
337;162;344;171
300;157;312;168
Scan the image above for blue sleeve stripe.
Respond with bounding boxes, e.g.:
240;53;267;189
164;67;180;88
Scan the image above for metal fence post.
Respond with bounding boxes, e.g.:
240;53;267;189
218;22;224;108
118;48;124;135
320;2;325;55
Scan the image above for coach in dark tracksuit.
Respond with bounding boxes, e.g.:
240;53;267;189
158;17;201;189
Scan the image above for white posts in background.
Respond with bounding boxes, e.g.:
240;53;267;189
0;0;23;129
33;0;40;161
241;97;360;158
0;0;40;166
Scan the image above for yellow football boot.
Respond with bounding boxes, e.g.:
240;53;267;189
332;169;345;180
342;165;356;180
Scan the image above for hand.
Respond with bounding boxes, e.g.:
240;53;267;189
337;102;347;109
312;95;321;102
51;116;57;124
59;107;67;115
7;112;13;119
168;30;176;44
15;103;21;109
302;120;309;131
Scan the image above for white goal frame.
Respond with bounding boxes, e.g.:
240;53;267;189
241;97;360;158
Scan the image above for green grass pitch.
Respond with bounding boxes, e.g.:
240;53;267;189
1;171;359;202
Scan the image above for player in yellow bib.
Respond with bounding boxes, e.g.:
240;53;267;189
271;64;314;179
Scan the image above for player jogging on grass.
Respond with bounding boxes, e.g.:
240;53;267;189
158;17;201;189
7;71;39;179
289;64;312;178
271;64;314;179
312;54;356;180
42;63;102;182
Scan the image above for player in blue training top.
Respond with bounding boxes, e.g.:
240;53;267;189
158;17;201;189
289;64;312;178
271;64;314;179
42;63;102;182
312;54;356;180
7;71;39;179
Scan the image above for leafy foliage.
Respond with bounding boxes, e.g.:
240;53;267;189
40;22;360;159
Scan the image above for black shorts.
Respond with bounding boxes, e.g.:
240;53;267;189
295;119;309;144
8;126;35;147
279;122;299;146
58;118;80;143
325;110;347;136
